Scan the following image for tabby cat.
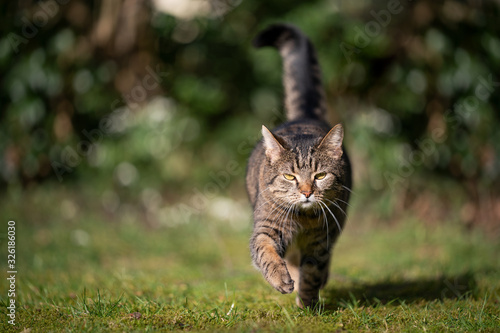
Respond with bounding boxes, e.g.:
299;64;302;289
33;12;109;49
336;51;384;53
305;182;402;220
246;24;352;308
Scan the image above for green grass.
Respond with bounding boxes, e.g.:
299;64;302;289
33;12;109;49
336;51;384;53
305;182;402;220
0;186;499;332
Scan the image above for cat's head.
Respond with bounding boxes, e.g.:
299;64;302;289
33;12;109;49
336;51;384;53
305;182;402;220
261;124;345;211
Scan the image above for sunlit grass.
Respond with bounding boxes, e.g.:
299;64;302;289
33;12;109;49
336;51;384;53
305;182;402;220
0;187;499;332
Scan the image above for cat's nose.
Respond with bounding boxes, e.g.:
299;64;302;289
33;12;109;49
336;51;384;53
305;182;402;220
301;191;313;198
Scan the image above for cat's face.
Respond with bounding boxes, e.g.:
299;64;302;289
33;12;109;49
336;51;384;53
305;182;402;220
273;167;337;209
266;150;343;212
261;124;345;211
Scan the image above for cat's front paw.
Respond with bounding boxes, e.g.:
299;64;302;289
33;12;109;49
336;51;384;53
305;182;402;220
266;264;294;294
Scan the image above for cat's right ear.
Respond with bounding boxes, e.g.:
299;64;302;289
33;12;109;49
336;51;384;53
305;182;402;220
262;125;284;164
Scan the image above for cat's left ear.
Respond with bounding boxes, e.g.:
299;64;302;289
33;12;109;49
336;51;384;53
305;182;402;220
262;125;285;164
318;124;343;159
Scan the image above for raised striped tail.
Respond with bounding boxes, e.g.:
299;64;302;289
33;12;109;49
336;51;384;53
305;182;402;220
253;24;327;122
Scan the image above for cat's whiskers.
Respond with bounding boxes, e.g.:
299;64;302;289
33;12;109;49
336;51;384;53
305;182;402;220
256;184;273;198
323;198;347;217
253;186;275;212
317;201;329;244
287;198;303;229
334;197;351;208
318;200;342;234
287;199;301;225
282;202;296;231
258;198;288;229
341;185;355;195
273;201;299;244
277;202;295;223
294;202;304;232
255;189;292;219
273;205;288;240
283;202;293;224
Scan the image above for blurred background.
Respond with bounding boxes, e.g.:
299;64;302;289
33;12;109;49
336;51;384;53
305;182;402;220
1;0;500;235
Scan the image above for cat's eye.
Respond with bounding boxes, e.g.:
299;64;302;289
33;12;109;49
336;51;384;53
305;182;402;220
315;172;327;180
283;174;296;181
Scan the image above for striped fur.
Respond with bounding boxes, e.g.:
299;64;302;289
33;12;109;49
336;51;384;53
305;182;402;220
247;24;352;308
252;23;327;121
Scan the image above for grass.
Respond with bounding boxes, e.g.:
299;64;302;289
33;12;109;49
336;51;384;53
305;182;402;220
0;185;499;332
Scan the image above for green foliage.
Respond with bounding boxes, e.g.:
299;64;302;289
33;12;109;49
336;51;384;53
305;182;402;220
1;1;499;194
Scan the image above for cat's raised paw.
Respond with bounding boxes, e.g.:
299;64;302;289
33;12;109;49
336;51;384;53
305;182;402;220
267;265;295;294
278;280;295;294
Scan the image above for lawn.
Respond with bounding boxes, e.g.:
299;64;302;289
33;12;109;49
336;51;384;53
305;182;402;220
1;186;499;332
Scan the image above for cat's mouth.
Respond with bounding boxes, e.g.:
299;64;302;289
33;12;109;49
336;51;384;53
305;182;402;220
300;201;315;209
298;194;317;209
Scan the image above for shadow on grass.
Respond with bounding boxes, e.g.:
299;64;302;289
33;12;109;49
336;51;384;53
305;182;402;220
323;272;477;310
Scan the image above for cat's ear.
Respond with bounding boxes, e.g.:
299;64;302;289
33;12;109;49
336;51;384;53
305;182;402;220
318;124;343;159
262;125;285;163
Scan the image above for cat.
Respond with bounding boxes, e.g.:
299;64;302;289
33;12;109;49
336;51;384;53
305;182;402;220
246;23;352;308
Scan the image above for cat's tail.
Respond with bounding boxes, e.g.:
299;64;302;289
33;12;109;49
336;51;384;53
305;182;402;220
253;23;327;122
